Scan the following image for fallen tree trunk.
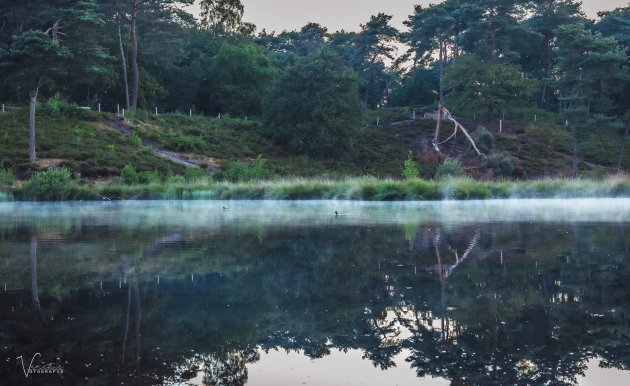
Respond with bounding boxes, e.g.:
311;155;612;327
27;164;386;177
432;107;486;157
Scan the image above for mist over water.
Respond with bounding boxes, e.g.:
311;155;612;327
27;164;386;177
0;199;629;385
1;198;629;228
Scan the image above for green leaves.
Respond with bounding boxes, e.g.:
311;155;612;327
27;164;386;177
444;54;539;117
199;0;245;34
553;23;627;115
264;51;365;157
1;30;72;90
195;44;276;117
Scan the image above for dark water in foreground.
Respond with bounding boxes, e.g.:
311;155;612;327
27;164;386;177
0;199;629;385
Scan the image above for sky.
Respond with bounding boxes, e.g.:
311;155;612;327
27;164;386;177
187;0;629;33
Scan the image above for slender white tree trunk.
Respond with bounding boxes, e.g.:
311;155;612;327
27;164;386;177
130;4;139;109
119;17;130;110
29;85;39;161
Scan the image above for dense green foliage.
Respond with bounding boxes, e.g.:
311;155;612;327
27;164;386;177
436;158;466;179
0;167;14;190
264;51;365;156
20;167;73;200
402;151;419;179
195;44;276;116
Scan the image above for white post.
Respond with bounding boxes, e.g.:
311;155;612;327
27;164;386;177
412;110;416;120
1;104;4;113
376;117;380;126
122;108;125;119
117;104;120;116
565;119;568;127
155;106;158;115
189;109;192;117
502;112;505;121
534;114;537;123
499;119;502;133
98;103;101;113
218;113;221;119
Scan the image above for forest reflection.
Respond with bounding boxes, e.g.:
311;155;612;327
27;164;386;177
0;211;629;385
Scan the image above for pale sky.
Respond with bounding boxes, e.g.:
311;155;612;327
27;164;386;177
188;0;629;33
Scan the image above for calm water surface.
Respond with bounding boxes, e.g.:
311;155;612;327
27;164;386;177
1;199;629;385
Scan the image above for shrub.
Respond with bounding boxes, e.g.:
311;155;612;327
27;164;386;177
120;164;139;184
138;170;161;184
166;175;186;185
402;151;419;180
126;109;149;122
436;158;466;179
130;134;143;147
42;93;64;116
184;168;207;183
0;192;13;202
119;164;161;185
40;93;98;121
0;167;15;190
22;168;72;201
482;152;521;178
225;155;269;182
473;126;495;154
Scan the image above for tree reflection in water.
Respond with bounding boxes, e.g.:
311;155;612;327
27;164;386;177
0;218;628;385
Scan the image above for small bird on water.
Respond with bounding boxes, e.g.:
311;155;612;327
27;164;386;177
222;206;228;211
335;211;341;217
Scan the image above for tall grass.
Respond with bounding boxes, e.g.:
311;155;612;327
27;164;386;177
0;191;14;202
7;175;630;201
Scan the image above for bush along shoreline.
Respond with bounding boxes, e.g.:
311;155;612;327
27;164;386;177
1;168;629;202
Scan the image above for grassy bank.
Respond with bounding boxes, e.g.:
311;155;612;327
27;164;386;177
5;176;629;201
2;107;628;181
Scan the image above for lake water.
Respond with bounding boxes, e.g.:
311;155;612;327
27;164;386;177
1;199;629;385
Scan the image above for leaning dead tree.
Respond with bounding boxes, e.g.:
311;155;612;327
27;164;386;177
432;107;486;158
45;19;65;44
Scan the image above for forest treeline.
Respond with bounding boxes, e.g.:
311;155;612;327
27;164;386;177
0;0;629;160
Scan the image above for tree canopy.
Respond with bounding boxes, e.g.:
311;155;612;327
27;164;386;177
264;51;365;156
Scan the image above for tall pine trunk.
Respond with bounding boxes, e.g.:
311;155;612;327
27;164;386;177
435;37;446;142
130;3;139;109
118;17;130;110
29;85;39;161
